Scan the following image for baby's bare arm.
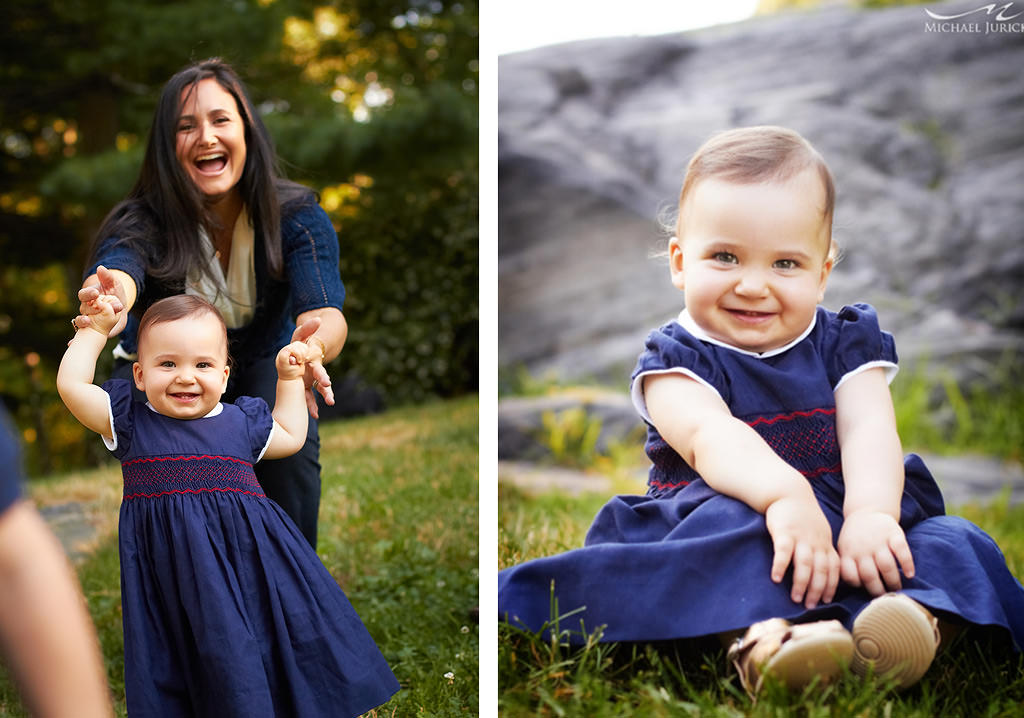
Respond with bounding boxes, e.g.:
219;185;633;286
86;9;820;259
835;368;914;594
56;298;122;438
263;342;317;459
644;373;840;608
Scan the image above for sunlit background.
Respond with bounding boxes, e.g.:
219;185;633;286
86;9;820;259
495;0;760;55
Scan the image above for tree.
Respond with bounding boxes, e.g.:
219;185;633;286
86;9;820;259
0;0;478;474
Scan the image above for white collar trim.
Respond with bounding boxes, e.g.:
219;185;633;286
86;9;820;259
145;402;224;419
677;308;817;359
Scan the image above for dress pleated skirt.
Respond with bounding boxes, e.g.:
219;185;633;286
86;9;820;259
499;455;1024;649
120;489;400;718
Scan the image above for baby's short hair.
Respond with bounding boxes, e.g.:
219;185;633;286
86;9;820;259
676;126;835;238
137;295;229;358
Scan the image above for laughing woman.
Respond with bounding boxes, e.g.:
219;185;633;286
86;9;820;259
74;58;345;548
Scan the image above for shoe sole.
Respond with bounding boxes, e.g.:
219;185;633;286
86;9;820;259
764;628;854;691
851;594;938;688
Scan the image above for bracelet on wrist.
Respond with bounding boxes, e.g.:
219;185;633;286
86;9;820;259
306;336;327;363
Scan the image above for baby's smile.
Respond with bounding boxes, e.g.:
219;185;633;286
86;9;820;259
727;309;774;318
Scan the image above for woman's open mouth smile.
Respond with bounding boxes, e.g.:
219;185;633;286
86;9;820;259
195;153;227;174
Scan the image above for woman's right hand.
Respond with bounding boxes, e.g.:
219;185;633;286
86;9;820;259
290;317;336;418
765;495;840;610
76;266;128;337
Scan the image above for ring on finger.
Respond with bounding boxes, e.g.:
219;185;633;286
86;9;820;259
311;379;319;390
71;317;79;330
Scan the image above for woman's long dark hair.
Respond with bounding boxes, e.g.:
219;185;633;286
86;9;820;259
90;58;310;284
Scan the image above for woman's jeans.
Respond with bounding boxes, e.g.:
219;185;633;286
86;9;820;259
112;354;322;549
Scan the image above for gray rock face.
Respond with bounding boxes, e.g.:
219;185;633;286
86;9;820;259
499;3;1024;387
918;452;1024;508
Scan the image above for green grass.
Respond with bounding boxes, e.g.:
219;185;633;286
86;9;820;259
0;396;479;717
498;484;1024;717
891;364;1023;463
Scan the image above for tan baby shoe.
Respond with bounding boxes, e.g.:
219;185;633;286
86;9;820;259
728;617;854;697
851;593;941;689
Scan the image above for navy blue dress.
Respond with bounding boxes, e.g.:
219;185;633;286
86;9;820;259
498;304;1024;648
103;379;399;717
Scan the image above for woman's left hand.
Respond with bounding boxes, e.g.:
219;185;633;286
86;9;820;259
291;317;335;418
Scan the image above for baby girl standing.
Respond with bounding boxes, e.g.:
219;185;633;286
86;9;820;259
498;126;1024;693
58;292;399;717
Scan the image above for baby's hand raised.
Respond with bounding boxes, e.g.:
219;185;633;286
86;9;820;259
838;510;914;596
75;265;127;337
765;495;840;609
82;294;122;337
275;341;316;380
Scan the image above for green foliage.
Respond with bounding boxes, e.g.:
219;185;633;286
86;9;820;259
0;396;479;716
538;408;603;468
266;0;479;405
0;0;478;473
892;359;1024;462
38;147;144;211
330;161;478;404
